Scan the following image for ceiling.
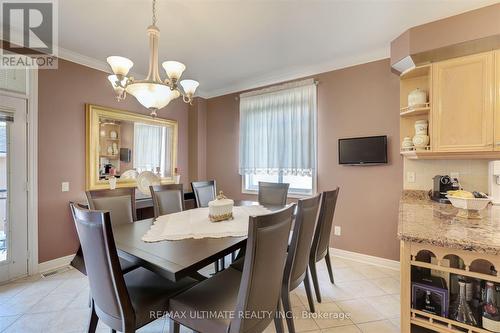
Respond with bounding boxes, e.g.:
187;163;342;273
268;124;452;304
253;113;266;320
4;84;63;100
57;0;498;98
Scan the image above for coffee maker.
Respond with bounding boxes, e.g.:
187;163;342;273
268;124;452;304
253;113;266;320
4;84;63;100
431;175;460;204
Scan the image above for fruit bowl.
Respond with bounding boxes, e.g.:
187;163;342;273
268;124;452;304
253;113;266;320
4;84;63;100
446;195;491;219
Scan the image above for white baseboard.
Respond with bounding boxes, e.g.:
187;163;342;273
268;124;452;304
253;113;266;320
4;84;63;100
38;254;75;274
330;247;400;271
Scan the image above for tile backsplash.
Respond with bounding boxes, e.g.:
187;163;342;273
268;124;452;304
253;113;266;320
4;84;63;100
404;159;489;193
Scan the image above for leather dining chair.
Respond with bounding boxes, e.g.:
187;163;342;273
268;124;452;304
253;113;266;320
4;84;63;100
191;180;216;208
86;188;137;223
150;184;184;218
282;194;321;333
70;203;198;333
258;182;290;206
191;180;226;272
85;188;139;273
169;205;295;333
309;188;340;303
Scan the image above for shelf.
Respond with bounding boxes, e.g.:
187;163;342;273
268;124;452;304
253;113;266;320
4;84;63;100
411;260;500;283
401;150;500;160
99;154;119;159
400;106;430;117
411;309;490;333
101;138;119;141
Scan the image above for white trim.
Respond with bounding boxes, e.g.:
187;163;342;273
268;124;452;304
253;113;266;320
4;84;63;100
330;247;400;271
27;69;38;275
38;254;75;274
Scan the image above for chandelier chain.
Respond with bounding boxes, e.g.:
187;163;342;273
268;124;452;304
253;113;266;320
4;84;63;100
152;0;157;26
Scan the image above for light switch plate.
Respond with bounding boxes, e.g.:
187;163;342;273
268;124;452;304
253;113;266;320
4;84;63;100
334;226;341;236
407;172;416;183
61;182;70;192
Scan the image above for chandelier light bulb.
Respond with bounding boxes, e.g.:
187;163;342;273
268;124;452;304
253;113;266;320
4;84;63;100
106;56;134;76
162;61;186;81
180;79;199;96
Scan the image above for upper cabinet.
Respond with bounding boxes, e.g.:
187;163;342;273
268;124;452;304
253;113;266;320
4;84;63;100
432;52;494;152
400;50;499;159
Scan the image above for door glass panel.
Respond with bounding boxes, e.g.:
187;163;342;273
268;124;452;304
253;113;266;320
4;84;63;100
0;69;27;94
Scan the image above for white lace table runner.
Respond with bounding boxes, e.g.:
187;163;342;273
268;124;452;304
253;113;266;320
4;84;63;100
142;205;272;242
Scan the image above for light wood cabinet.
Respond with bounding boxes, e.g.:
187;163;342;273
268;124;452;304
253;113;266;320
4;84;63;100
494;50;500;151
432;52;494;152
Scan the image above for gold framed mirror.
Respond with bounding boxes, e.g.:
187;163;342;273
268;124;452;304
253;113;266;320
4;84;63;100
86;104;178;190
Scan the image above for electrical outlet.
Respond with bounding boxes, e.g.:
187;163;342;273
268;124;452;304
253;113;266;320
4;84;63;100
334;226;341;236
406;172;416;183
61;182;70;192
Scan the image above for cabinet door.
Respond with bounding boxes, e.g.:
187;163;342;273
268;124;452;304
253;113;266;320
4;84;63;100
432;52;494;152
495;50;500;151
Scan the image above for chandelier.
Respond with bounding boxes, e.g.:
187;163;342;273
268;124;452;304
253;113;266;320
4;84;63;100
106;0;199;117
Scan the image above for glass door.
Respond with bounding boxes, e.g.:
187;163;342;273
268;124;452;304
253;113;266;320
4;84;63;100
0;95;28;282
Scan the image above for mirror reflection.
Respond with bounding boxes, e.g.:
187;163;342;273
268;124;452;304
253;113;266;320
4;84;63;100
86;104;178;190
98;118;174;180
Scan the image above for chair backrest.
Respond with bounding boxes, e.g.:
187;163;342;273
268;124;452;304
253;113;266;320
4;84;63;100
150;184;184;217
284;194;321;290
258;182;289;206
230;205;295;333
86;188;137;224
69;202;133;331
191;180;216;208
311;188;340;262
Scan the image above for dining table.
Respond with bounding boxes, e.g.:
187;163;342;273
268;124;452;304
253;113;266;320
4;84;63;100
70;200;285;282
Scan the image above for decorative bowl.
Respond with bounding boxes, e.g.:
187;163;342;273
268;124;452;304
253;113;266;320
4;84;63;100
136;171;161;196
446;195;491;219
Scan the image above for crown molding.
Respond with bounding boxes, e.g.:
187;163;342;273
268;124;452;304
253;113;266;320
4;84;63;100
203;46;390;99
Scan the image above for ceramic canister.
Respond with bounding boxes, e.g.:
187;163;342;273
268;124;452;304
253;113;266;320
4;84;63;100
408;88;427;107
401;137;413;150
414;120;428;135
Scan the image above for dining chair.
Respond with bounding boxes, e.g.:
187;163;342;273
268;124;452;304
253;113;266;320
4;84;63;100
86;188;137;223
309;188;340;303
191;180;226;272
169;205;295;333
282;194;321;333
70;203;198;333
258;182;290;206
85;188;139;273
149;184;184;218
191;180;216;208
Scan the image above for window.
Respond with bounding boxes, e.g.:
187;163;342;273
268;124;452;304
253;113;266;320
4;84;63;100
239;79;317;196
133;122;172;176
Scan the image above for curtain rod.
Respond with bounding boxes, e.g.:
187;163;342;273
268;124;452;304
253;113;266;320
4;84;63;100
234;79;318;100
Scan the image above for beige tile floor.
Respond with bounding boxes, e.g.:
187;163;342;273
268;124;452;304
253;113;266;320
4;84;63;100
0;255;400;333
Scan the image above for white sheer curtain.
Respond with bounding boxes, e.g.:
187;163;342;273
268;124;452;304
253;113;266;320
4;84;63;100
133;123;163;173
239;79;317;176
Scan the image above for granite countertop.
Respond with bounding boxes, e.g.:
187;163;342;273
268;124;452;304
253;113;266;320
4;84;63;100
398;190;500;255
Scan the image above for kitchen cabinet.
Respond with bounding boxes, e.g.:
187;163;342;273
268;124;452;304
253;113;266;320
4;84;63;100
494;50;500;151
432;52;494;152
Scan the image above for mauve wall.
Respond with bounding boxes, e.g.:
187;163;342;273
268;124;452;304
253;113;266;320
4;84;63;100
206;59;403;260
38;59;189;263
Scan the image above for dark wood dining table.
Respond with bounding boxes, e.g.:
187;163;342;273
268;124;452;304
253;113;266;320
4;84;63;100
71;200;284;282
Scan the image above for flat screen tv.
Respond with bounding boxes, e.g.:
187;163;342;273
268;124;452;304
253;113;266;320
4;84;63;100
338;135;388;165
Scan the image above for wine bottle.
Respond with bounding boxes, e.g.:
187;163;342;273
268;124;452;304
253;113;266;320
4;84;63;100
450;280;478;326
483;282;500;332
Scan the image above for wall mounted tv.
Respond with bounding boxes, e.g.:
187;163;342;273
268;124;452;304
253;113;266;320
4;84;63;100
338;135;388;165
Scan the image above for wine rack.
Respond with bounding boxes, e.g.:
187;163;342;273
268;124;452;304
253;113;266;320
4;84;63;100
401;241;500;333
